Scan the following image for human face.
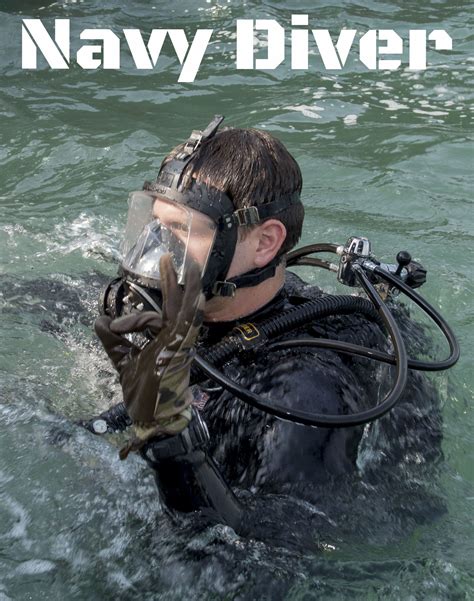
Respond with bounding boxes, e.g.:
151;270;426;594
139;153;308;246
151;196;216;273
120;191;217;285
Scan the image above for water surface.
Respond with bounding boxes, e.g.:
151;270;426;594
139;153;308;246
0;1;472;599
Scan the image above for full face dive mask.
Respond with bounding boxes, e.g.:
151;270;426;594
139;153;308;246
100;115;302;318
121;191;216;287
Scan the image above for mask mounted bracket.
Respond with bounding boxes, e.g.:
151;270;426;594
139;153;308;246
175;115;225;161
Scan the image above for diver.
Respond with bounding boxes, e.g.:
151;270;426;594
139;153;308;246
88;116;458;532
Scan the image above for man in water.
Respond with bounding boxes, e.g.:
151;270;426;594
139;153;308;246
92;117;442;531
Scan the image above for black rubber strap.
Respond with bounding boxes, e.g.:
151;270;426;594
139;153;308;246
218;193;302;228
142;409;210;462
166;115;225;185
212;257;280;296
252;193;302;219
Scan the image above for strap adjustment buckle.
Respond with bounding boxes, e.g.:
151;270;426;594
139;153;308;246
233;206;260;226
212;281;237;297
177;130;203;159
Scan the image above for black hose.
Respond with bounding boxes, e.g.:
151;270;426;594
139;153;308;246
94;293;390;433
194;294;382;378
193;254;463;427
286;244;338;271
286;243;339;263
287;257;334;270
373;267;460;370
286;245;459;370
270;269;460;372
194;266;409;428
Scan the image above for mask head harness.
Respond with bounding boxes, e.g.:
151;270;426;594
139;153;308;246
146;115;301;300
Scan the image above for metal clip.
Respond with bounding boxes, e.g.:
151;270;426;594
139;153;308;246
233;206;260;226
212;281;237;297
179;131;203;158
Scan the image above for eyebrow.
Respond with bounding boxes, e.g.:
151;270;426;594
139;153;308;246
152;202;183;220
166;220;189;231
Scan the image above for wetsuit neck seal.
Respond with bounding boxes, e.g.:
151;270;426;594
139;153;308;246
148;115;302;299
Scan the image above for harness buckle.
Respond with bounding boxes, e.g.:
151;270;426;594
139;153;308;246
177;131;203;159
233;206;260;226
212;281;237;297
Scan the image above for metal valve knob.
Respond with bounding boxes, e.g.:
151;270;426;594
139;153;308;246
395;251;412;276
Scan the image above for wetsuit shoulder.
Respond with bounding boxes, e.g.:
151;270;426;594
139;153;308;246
202;344;367;491
203;273;442;492
248;347;367;489
253;346;365;416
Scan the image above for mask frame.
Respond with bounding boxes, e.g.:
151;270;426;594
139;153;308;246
121;191;217;287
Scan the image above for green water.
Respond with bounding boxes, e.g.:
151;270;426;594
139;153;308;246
0;1;473;599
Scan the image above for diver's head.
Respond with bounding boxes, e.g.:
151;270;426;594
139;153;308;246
118;117;304;320
156;126;304;258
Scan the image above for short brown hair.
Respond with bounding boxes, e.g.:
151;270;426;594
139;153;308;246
156;127;304;257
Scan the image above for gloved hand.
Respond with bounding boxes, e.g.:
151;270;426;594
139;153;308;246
94;254;205;458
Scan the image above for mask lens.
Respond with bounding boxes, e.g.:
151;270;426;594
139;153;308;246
123;221;187;281
122;191;154;258
121;192;216;286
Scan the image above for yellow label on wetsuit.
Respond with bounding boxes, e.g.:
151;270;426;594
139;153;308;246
235;323;260;341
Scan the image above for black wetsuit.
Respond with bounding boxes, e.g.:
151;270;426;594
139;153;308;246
103;270;442;527
181;271;442;498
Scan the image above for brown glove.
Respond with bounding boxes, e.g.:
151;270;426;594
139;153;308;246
94;254;205;458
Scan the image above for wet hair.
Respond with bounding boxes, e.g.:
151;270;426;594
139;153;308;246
151;128;304;257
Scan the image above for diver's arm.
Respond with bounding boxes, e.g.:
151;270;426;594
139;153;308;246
141;408;242;530
93;257;242;527
82;402;131;434
82;399;243;527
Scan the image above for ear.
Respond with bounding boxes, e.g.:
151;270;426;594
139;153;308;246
254;219;287;268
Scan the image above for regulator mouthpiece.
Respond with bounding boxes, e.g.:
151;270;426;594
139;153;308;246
99;277;163;319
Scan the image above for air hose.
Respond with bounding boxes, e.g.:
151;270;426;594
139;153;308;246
193;293;382;378
87;292;386;434
89;240;459;433
192;255;459;427
267;269;460;373
194;265;409;428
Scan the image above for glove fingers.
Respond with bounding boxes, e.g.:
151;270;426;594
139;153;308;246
160;254;182;325
110;312;163;336
174;259;205;339
95;315;126;348
94;316;137;368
